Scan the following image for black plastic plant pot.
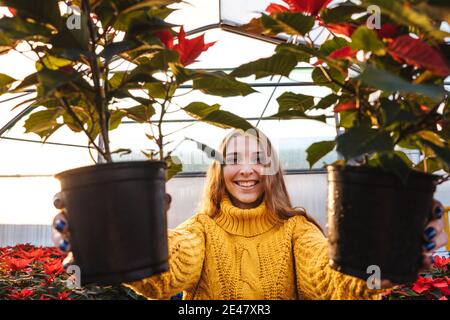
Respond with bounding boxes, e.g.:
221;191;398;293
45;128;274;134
55;161;168;286
326;165;439;284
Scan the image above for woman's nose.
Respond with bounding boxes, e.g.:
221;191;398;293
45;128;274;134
239;162;257;175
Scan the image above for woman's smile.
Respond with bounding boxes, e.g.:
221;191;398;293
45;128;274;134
233;179;260;190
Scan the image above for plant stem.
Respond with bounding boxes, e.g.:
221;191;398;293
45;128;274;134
58;97;106;159
82;0;112;162
394;98;447;145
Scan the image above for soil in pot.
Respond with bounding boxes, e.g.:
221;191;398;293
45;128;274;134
55;161;168;286
327;165;439;284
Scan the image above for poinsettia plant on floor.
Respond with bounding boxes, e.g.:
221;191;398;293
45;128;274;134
384;255;450;300
0;244;145;300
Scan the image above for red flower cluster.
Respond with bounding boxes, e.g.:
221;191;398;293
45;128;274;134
0;244;70;300
154;26;215;66
265;1;450;77
385;255;450;300
0;244;145;300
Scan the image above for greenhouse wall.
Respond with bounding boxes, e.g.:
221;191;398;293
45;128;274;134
1;173;449;248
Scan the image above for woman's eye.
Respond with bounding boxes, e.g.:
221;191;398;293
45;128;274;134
225;155;240;165
252;154;266;164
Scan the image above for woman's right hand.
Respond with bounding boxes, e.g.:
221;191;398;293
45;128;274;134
51;192;74;269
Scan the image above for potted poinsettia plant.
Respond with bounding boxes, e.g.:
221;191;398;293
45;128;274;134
232;0;450;283
0;0;254;285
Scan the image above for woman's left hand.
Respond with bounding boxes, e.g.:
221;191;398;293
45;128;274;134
420;199;448;270
381;199;448;289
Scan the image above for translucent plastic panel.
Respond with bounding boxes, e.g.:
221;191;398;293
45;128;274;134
109;116;338;172
220;0;277;26
166;0;220;32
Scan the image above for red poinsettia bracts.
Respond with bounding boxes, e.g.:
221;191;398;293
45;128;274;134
323;22;357;38
387;35;450;77
434;256;450;269
266;0;332;16
8;288;34;300
43;260;64;276
1;243;145;300
328;46;357;60
387;255;450;300
376;23;399;40
334;100;357;113
172;27;216;66
4;257;34;272
154;29;175;49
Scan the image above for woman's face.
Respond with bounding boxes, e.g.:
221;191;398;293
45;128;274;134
223;134;266;209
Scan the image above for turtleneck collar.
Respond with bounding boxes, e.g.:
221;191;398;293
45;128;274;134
214;195;280;237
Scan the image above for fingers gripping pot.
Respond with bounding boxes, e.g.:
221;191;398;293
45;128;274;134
55;161;168;285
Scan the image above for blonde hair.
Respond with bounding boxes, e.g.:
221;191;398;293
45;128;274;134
199;129;321;230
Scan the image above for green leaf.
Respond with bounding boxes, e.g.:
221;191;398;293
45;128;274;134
231;53;297;79
321;3;364;24
123;104;155;123
415;157;443;173
52;13;90;52
277;92;315;112
101;41;139;62
261;12;315;36
379;98;417;128
184;102;253;131
36;55;72;71
421;139;450;170
109;109;127;130
165;155;183;180
37;69;80;97
144;49;179;71
24;108;63;137
193;71;256;97
312;67;345;92
184;102;220;117
339;110;358;129
171;64;201;84
315;94;339;109
144;82;173;100
370;151;413;183
276;43;346;70
351;26;386;55
269;110;326;123
199;110;253;130
3;0;62;29
361;0;450;41
0;73;16;95
359;66;447;101
320;37;350;56
306;140;336;168
336;126;394;160
0;17;52;40
0;32;15;55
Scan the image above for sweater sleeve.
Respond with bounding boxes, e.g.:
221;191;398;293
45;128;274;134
293;215;383;300
123;214;205;299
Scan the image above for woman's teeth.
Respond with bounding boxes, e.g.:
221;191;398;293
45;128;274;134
235;181;258;187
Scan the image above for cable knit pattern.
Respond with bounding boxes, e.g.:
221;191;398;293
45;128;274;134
124;197;383;300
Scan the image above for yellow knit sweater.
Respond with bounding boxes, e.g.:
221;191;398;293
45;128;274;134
125;196;382;300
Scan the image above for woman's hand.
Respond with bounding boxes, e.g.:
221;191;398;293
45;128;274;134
51;192;74;269
381;199;448;289
420;200;447;270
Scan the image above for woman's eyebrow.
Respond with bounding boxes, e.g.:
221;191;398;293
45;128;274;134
225;152;239;157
